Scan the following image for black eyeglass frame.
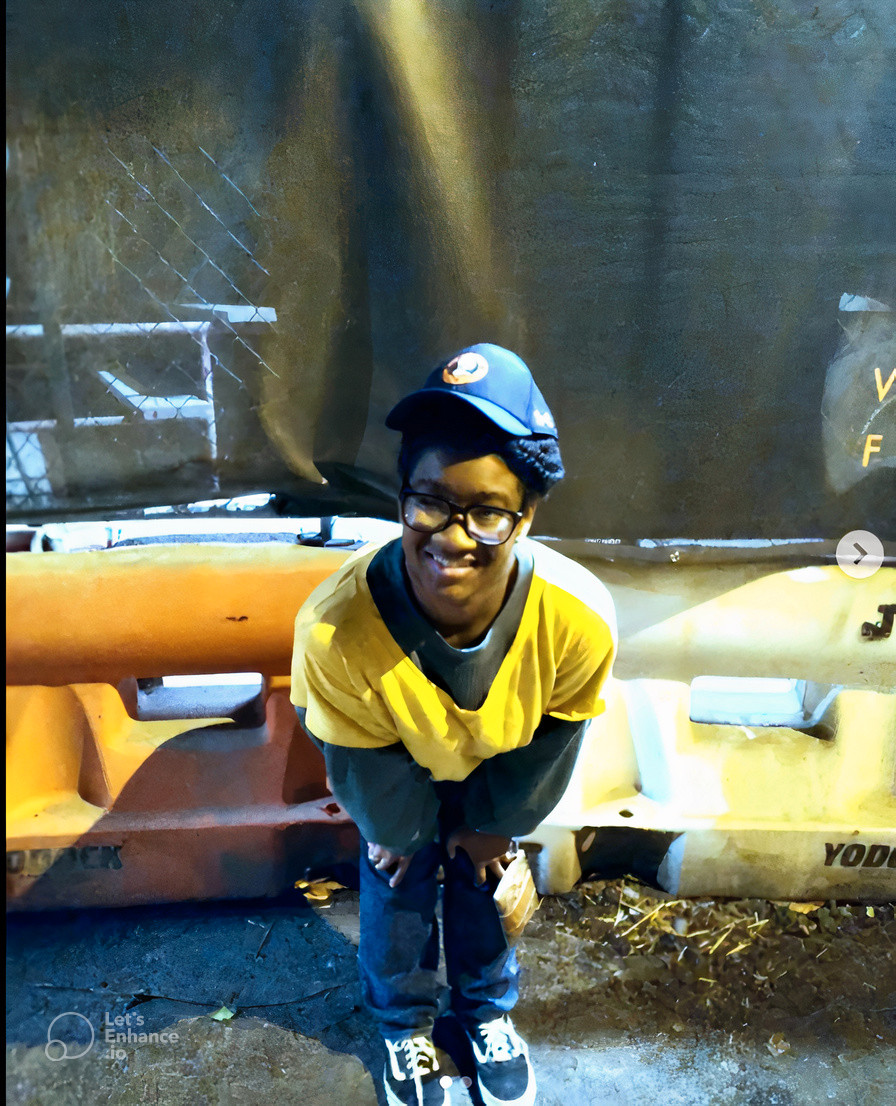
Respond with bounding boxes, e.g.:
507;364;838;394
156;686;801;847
399;487;526;546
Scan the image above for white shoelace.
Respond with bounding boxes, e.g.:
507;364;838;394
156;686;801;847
476;1018;524;1064
388;1035;439;1081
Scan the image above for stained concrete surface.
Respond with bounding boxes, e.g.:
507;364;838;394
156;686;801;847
7;881;896;1105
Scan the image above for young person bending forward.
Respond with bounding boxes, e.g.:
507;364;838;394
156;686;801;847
291;344;616;1106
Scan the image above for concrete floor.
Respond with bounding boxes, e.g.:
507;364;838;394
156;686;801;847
7;881;896;1105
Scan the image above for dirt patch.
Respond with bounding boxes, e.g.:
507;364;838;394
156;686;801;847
518;879;896;1052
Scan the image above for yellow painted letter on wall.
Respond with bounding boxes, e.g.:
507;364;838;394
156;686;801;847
862;434;883;467
874;367;895;402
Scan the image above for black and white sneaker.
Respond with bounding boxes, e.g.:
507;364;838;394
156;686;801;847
383;1033;449;1106
466;1015;536;1106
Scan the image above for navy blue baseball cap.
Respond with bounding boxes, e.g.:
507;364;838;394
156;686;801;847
385;343;558;439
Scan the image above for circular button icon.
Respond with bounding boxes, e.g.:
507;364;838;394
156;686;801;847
836;530;884;579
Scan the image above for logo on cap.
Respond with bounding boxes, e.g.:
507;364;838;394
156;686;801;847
442;351;489;386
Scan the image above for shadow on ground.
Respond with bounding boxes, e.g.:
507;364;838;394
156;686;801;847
6;890;388;1104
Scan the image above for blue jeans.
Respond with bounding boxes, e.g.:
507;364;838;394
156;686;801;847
358;785;519;1041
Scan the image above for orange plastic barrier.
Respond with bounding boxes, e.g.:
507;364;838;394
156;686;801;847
6;544;364;910
6;544;352;686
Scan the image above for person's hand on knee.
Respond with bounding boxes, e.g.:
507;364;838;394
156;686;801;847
367;843;414;887
446;828;513;886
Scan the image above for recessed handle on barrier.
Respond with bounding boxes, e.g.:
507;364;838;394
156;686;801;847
127;673;265;722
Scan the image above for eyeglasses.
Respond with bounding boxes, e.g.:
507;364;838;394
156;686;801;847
399;488;525;546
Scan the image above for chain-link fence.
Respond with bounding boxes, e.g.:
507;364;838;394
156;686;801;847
6;129;285;518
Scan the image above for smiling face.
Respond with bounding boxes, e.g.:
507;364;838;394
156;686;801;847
401;447;536;646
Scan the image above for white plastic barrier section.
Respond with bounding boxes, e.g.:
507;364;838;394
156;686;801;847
521;563;896;902
523;679;896;901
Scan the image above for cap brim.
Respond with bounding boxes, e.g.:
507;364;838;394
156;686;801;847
385;389;543;437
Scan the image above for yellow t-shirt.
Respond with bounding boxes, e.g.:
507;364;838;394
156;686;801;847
290;538;616;782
